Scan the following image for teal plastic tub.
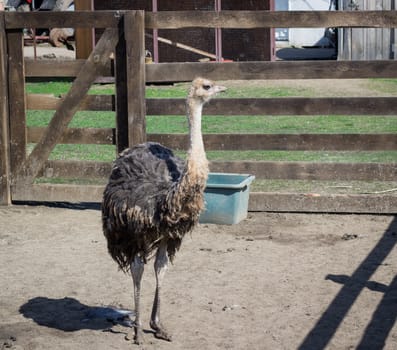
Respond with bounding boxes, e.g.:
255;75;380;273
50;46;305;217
199;173;255;225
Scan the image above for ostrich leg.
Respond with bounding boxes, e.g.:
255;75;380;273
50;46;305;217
150;241;172;341
127;255;145;344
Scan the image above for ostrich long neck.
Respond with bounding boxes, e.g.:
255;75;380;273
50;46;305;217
185;97;208;180
165;96;209;222
187;98;205;163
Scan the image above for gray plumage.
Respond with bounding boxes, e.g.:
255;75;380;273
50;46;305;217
102;142;193;269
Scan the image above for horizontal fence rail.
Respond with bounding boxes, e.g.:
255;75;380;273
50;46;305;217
146;97;397;116
145;61;397;82
6;11;397;29
26;94;397;116
24;60;397;80
37;160;397;182
4;11;122;29
144;10;397;29
26;128;397;151
149;134;397;151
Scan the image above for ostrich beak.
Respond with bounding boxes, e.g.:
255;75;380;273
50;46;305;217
214;85;227;93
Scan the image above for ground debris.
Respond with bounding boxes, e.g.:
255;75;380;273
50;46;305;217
222;304;245;311
1;337;16;350
341;233;358;241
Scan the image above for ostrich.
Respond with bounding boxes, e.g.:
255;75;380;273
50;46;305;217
102;77;226;344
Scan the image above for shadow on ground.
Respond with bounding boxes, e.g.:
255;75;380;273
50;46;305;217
19;297;133;332
299;216;397;350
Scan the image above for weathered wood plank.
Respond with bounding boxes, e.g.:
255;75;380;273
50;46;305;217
26;94;115;111
74;0;94;59
36;159;397;182
209;162;397;181
249;192;397;214
126;10;146;147
7;29;27;179
24;59;114;78
146;61;397;82
19;27;120;183
145;11;397;29
25;60;397;80
27;127;114;145
11;183;105;203
10;184;397;214
26;94;60;110
5;10;122;29
39;160;111;179
27;130;397;151
149;134;397;151
147;97;397;116
26;95;397;116
0;13;11;205
6;10;397;30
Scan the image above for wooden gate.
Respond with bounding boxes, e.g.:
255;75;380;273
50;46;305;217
0;10;146;204
1;9;397;213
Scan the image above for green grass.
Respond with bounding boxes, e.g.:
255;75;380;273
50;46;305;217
26;81;315;98
27;144;397;164
27;110;116;128
26;80;73;95
27;144;116;162
369;78;397;94
204;150;397;163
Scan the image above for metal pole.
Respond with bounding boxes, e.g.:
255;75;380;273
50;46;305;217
152;0;159;63
215;0;222;61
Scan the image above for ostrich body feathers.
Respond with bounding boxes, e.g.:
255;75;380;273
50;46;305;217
102;142;206;270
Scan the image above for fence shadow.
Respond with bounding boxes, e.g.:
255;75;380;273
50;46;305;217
13;201;101;211
19;297;133;332
298;216;397;350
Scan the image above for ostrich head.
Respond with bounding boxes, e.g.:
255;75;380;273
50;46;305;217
188;77;227;104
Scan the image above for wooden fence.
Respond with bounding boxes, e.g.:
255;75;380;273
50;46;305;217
1;10;397;213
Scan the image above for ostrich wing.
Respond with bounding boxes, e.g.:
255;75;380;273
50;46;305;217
102;142;186;267
103;142;185;222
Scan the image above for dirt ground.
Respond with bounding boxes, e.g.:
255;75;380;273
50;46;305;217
5;45;397;349
0;204;396;350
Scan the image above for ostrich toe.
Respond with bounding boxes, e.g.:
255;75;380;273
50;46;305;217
150;321;172;341
125;327;144;345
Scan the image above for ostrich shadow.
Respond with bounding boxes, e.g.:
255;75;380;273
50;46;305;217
19;297;134;333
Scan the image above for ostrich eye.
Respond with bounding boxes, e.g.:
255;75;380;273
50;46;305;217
202;84;211;90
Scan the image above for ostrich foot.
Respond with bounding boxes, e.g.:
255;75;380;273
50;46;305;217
125;327;144;345
150;321;172;342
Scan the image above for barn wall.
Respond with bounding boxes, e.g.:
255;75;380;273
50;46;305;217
338;0;396;60
156;0;215;63
93;0;272;62
222;0;272;61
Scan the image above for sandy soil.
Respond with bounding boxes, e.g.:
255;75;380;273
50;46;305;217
0;204;396;350
12;42;397;349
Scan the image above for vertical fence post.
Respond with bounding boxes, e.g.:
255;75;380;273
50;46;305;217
74;0;95;59
115;10;146;152
7;27;27;182
126;10;146;147
0;13;11;205
115;13;129;153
